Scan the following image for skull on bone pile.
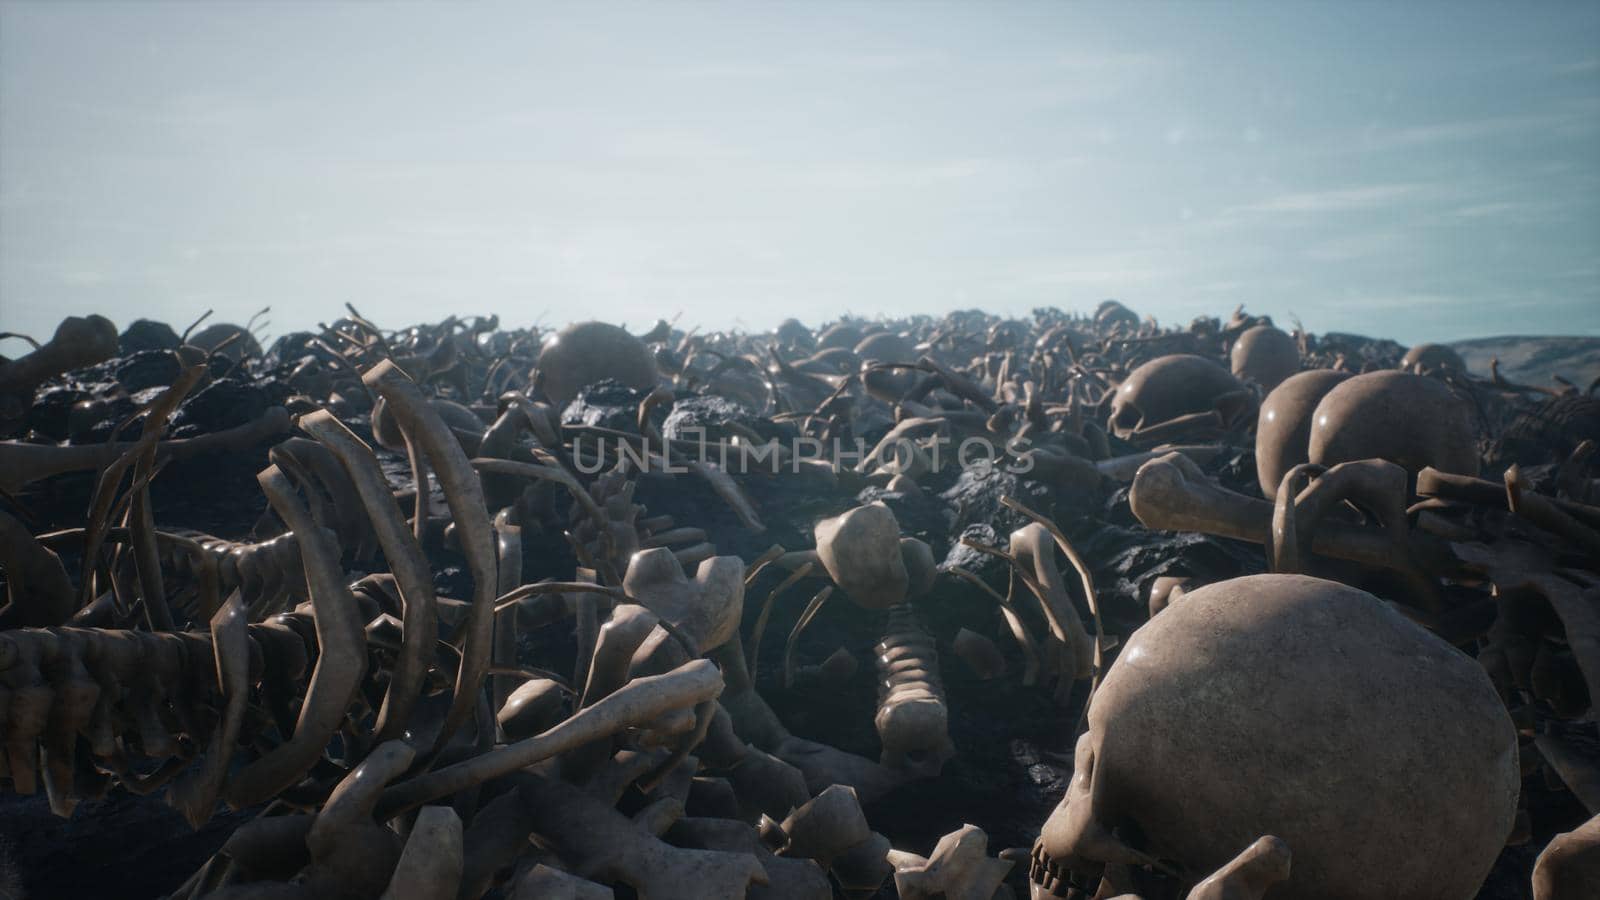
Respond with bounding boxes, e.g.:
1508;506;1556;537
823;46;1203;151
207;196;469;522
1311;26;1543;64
1254;369;1351;500
1108;354;1249;443
1229;325;1300;393
1307;370;1479;480
1031;574;1518;900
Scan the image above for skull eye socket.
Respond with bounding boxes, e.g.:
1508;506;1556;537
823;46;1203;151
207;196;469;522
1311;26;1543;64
1112;405;1142;432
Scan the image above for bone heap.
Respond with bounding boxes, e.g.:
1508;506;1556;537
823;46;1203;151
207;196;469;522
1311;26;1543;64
0;303;1596;899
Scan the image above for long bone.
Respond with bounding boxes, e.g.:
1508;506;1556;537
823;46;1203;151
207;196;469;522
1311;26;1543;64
563;602;665;781
1426;465;1600;557
225;464;368;808
1130;450;1461;578
1419;467;1600;531
366;358;498;759
293;741;417;900
379;805;464;900
375;658;724;818
1532;812;1600;900
514;771;769;900
298;409;439;743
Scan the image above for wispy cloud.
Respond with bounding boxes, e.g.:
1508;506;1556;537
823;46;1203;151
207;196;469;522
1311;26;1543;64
1233;183;1429;215
799;158;1007;190
1362;99;1600;149
1050;51;1170;74
1303;229;1409;262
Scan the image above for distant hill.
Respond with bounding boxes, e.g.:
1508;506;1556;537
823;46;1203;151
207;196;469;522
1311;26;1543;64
1448;335;1600;391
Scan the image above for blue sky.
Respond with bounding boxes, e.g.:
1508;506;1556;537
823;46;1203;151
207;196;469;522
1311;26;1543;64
1;1;1597;346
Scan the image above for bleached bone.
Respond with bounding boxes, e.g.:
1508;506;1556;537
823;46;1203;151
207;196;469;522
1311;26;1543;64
224;465;367;809
516;771;768;900
887;823;1013;900
1532;812;1600;900
298;409;439;743
379;806;464;900
367;359;498;759
1186;836;1292;900
1008;521;1096;688
874;602;953;777
1129;451;1461;578
814;503;909;610
376;659;724;817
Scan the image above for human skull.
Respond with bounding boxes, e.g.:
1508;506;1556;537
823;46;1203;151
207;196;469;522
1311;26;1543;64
1095;300;1142;335
188;322;263;361
1400;342;1466;376
536;321;659;407
1254;369;1352;499
1109;355;1248;441
854;331;920;365
1307;370;1479;479
1031;574;1517;899
1229;325;1299;392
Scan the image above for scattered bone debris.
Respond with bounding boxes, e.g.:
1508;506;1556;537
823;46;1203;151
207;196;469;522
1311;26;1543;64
0;304;1597;899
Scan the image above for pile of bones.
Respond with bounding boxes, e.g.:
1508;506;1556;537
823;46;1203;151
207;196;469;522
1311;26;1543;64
0;301;1598;899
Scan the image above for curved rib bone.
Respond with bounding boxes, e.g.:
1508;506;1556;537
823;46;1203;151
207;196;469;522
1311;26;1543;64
367;359;498;759
225;464;368;808
298;409;439;743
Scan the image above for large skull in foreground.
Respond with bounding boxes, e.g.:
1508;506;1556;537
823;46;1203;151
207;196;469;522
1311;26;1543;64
1031;574;1517;900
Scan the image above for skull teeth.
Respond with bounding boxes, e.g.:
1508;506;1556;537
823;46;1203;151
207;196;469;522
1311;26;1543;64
1028;842;1071;897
